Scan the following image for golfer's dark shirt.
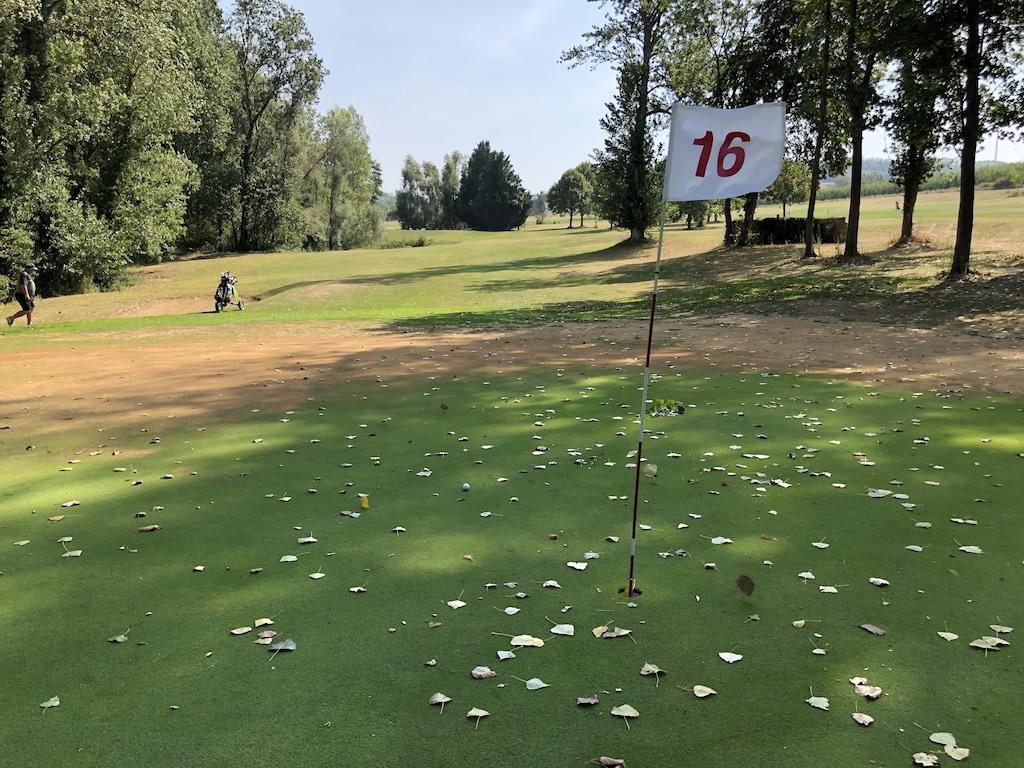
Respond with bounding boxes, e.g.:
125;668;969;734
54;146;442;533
17;271;34;298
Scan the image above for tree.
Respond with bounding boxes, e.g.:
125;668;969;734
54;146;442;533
395;156;430;230
563;0;674;242
937;0;1024;278
440;151;465;229
301;107;381;250
548;168;593;228
457;141;531;231
591;63;661;240
229;0;323;251
764;159;811;217
529;191;548;224
0;0;211;293
838;0;891;261
885;10;944;245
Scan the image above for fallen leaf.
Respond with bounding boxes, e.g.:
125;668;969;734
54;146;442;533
852;712;874;726
929;733;957;747
598;758;625;767
718;652;743;664
429;692;451;706
268;639;296;652
497;650;516;661
913;753;939;767
550;624;574;636
610;704;639;719
254;618;273;628
860;623;886;636
944;745;970;761
576;695;599;706
138;525;160;533
937;631;959;642
640;662;663;677
466;707;489;727
805;696;829;711
39;696;60;710
693;685;717;698
446;600;467;610
958;545;984;554
61;550;83;558
230;627;253;635
510;635;544;648
471;666;496;679
521;677;549;690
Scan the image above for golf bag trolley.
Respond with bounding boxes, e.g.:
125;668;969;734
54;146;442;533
214;272;243;312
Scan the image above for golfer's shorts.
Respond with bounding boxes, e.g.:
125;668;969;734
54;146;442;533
15;294;34;312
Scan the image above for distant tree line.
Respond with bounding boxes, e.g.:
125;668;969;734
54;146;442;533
1;0;382;298
563;0;1024;279
395;141;531;232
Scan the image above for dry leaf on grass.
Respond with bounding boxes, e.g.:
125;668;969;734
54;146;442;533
718;652;742;664
692;685;717;698
428;692;451;714
860;623;886;636
577;695;599;706
912;753;939;767
805;695;829;711
610;704;639;728
510;634;544;648
471;666;496;679
851;712;874;726
597;758;625;767
944;745;970;761
466;707;489;728
230;626;253;635
39;696;60;710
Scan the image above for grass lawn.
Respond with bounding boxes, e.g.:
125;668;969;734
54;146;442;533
2;187;1023;766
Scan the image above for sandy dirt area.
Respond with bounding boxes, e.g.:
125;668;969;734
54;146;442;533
3;314;1022;443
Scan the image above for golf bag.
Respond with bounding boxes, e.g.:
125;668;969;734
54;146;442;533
214;272;243;312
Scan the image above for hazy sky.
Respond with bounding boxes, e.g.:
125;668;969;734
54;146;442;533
234;0;1024;193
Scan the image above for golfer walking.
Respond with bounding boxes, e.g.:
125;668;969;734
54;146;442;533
7;263;38;327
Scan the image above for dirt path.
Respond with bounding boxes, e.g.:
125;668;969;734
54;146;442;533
3;314;1021;443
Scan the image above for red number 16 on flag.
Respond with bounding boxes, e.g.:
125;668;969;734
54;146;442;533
691;131;751;178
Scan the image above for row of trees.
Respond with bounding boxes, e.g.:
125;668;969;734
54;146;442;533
1;0;382;297
563;0;1024;278
395;141;531;231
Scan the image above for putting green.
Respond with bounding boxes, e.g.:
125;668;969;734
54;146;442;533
2;364;1021;766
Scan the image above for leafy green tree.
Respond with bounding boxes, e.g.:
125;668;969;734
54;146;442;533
591;63;660;240
885;16;944;244
548;168;592;228
764;159;811;217
457;141;530;232
228;0;323;251
0;0;211;292
935;0;1024;277
395;156;431;230
300;107;381;249
529;190;548;223
563;0;673;242
440;151;465;229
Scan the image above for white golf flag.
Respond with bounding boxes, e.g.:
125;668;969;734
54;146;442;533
663;102;786;202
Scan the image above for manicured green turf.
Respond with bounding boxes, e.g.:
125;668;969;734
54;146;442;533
2;366;1022;766
3;187;1021;340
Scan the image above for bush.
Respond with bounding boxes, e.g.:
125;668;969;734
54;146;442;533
726;218;847;245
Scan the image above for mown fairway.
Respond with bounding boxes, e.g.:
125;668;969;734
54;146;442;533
2;189;1023;767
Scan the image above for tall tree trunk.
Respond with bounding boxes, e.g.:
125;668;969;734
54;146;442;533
740;193;759;245
568;210;574;228
628;11;657;244
804;0;832;259
950;0;980;279
239;130;254;252
723;198;735;246
783;200;787;218
843;116;865;259
898;152;922;244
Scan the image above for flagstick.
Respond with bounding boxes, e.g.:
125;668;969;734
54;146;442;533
624;200;668;598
